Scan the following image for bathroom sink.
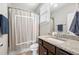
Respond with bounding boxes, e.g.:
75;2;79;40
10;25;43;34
44;36;67;43
53;37;67;41
46;37;65;44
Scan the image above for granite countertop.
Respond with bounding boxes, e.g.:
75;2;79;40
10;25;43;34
38;35;79;55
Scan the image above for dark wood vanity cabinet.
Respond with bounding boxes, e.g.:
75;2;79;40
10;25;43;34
39;39;72;55
48;51;55;55
39;39;47;55
43;41;55;54
39;45;47;55
56;47;71;55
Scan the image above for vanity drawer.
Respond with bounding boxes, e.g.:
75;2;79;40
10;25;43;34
43;41;55;54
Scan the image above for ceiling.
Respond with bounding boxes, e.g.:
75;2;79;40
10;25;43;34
8;3;68;13
50;3;68;12
35;3;68;14
8;3;41;12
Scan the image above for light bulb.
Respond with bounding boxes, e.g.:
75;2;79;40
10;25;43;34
53;3;58;8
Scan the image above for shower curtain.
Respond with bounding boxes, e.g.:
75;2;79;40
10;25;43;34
8;8;39;52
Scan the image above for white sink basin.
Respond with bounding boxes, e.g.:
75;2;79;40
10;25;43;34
45;36;67;41
47;37;65;44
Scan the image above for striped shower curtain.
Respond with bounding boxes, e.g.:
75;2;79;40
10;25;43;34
8;8;39;52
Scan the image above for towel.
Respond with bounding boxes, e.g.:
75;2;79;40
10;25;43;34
0;15;9;34
69;12;79;36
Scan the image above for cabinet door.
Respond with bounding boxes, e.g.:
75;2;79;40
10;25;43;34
48;51;55;55
39;45;47;55
43;41;55;54
39;39;43;45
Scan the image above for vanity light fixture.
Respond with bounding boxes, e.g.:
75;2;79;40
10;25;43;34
53;3;58;8
50;3;58;8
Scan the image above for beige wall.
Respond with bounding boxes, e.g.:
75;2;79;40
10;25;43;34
40;4;51;35
0;3;8;17
0;3;8;54
52;3;77;32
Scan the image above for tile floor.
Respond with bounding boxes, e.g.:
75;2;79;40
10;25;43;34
16;51;32;55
